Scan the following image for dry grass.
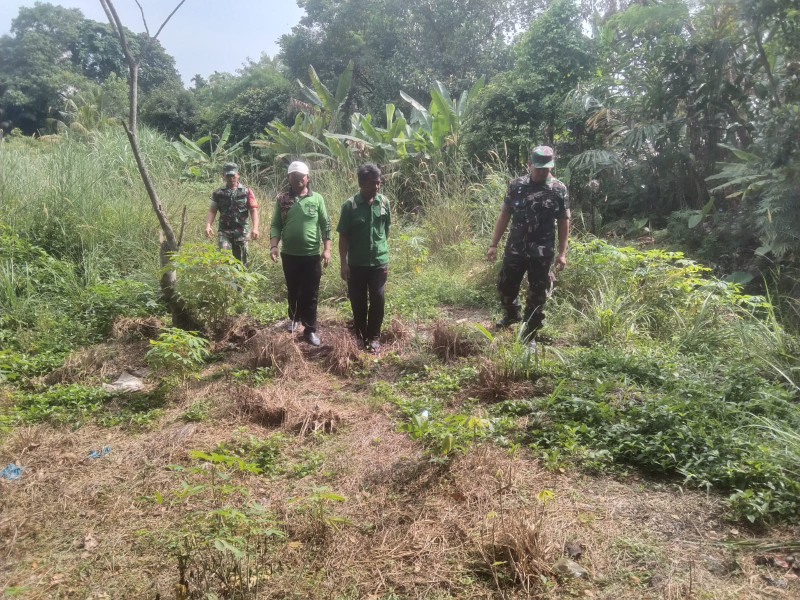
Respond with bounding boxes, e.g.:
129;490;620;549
2;316;799;600
317;328;362;376
431;320;483;362
42;340;150;385
110;316;163;340
248;329;307;372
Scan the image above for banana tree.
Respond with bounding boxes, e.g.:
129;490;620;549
400;77;485;154
296;61;354;133
172;123;248;180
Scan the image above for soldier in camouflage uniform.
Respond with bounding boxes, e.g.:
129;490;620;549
205;162;259;265
487;146;570;343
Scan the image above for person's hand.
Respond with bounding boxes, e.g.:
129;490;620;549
251;229;259;240
555;253;567;272
322;249;331;268
270;245;279;262
487;246;498;262
340;263;350;281
204;224;213;238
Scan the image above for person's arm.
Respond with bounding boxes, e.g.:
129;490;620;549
555;214;570;271
318;195;332;267
269;200;283;262
247;188;259;240
487;207;511;262
339;234;350;281
385;195;391;239
205;205;217;238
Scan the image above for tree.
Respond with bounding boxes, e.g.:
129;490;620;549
465;0;596;166
0;2;183;134
280;0;547;120
97;0;195;328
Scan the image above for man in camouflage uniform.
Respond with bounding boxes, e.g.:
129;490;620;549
487;146;570;343
205;162;259;265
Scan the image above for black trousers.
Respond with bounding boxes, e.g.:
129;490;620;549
348;264;388;342
281;253;322;333
496;254;553;335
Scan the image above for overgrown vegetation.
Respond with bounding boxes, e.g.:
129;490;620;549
2;0;800;596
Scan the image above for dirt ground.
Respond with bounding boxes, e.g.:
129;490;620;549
1;319;799;599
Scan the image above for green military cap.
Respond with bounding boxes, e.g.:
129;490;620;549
530;146;555;168
222;162;239;175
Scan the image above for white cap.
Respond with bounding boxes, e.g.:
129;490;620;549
287;161;309;175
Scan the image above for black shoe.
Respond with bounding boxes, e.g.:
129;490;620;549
304;331;321;346
495;313;522;328
287;319;300;333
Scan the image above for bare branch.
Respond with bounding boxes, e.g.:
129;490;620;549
178;205;188;247
153;0;188;40
98;0;135;67
134;0;150;36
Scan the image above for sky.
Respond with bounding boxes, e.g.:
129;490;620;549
1;0;306;86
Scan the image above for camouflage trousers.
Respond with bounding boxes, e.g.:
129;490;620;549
497;253;553;336
218;231;249;266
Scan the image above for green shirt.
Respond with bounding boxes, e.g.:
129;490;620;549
270;191;331;257
336;193;391;267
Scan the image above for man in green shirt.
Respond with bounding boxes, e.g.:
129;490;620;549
270;161;331;346
337;163;391;353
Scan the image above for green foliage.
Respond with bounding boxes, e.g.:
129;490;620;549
289;486;351;533
495;346;800;523
12;384;111;426
171;124;249;181
146;328;210;377
181;400;211;423
217;433;288;477
168;243;265;329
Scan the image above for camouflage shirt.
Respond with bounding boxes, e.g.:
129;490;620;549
210;184;257;241
502;174;569;258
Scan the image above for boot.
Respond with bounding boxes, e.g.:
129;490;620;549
495;309;522;328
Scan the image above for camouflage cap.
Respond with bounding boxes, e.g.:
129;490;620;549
222;162;239;175
530;146;555;168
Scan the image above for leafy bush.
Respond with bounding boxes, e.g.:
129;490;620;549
169;243;265;329
146;328;211;377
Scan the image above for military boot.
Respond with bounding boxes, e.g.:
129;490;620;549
495;309;522;329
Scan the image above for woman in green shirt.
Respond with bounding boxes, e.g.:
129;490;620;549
269;161;331;346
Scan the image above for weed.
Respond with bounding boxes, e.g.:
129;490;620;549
289;485;351;535
181;400;211;423
12;384;111;426
146;328;210;377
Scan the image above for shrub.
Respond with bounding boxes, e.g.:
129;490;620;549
146;328;211;377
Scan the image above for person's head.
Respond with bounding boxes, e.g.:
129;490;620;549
222;162;239;187
357;163;382;200
527;146;554;182
287;160;310;193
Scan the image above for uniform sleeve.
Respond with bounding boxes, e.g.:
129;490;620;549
385;196;391;231
247;187;258;209
209;190;218;209
336;200;351;235
269;200;283;238
317;194;331;240
556;183;570;218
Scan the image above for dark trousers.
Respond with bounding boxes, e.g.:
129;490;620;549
497;254;553;335
281;253;322;333
348;264;388;342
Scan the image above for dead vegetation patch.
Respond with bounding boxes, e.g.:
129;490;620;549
317;328;362;376
42;340;150;385
225;384;341;435
110;316;163;340
211;314;260;350
248;329;307;372
469;357;535;402
431;320;484;362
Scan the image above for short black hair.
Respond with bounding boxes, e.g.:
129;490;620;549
357;163;382;184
